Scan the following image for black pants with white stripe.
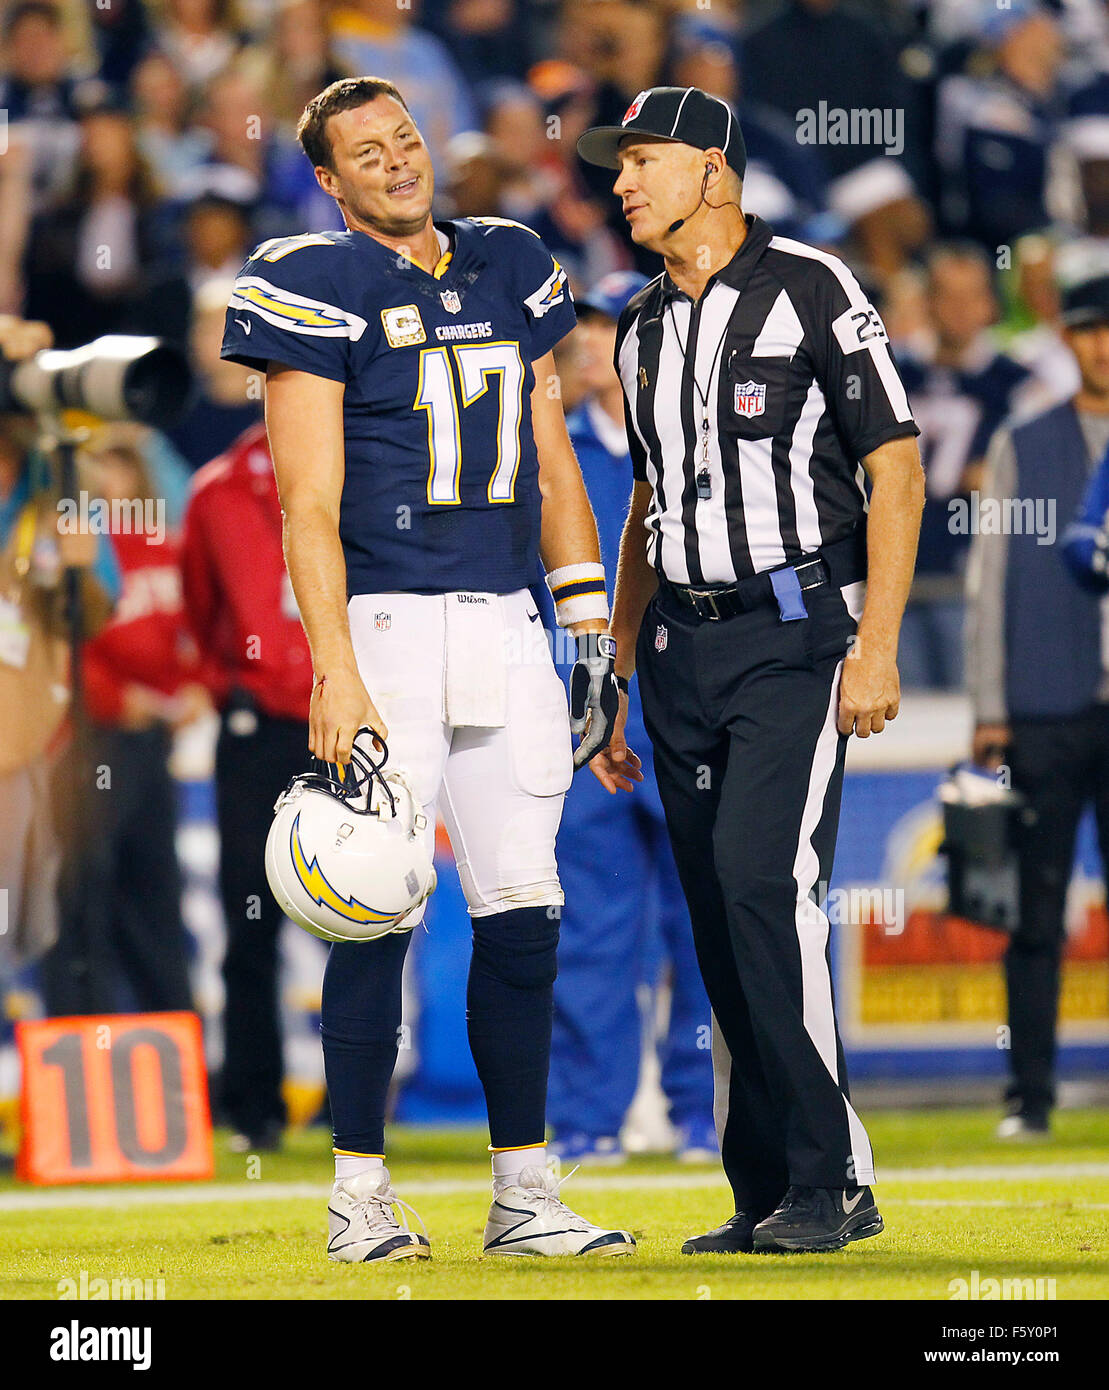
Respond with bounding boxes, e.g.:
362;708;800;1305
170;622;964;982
636;580;875;1215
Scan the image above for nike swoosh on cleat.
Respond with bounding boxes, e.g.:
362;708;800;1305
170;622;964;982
577;1231;635;1255
485;1199;574;1250
485;1230;577;1249
842;1190;865;1215
328;1202;430;1257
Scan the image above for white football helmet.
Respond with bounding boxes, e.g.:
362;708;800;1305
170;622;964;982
265;731;437;943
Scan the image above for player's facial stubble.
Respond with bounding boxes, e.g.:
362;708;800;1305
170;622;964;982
318;98;436;241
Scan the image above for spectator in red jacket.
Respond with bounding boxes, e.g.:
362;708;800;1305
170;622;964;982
40;439;208;1016
181;421;314;1151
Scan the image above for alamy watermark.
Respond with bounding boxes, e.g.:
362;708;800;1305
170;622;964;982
795;102;904;158
49;1321;152;1370
57;492;166;545
948;1270;1057;1301
818;880;905;935
57;1270;165;1301
503;621;584;668
948;491;1056;545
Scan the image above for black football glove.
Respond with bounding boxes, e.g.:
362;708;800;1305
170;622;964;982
569;632;620;769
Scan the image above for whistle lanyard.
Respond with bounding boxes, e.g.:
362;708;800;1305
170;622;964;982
667;297;729;501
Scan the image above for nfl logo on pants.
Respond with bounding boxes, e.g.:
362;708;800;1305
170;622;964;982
374;611;391;632
734;380;766;418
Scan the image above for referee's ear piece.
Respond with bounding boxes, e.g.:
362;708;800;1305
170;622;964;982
705;162;716;177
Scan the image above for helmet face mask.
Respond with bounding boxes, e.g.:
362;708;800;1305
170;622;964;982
264;734;437;943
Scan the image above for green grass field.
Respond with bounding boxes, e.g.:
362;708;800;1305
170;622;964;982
2;1108;1107;1300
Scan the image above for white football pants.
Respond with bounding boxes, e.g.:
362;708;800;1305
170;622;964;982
347;588;572;920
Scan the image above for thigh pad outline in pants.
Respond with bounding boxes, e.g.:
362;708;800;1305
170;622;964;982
349;590;572;919
440;590;573;917
348;594;452;927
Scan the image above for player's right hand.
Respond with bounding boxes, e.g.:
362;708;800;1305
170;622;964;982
587;689;644;794
310;661;388;768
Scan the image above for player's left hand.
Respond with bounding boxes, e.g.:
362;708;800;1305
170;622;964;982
837;636;900;738
569;630;622;768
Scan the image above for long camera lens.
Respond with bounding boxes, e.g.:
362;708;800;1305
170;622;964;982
0;336;192;426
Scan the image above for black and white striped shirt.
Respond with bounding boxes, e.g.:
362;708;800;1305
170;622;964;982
614;214;919;585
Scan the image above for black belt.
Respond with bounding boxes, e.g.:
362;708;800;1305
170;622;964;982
664;532;866;623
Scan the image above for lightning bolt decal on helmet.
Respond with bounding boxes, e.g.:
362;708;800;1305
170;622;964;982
264;729;437;942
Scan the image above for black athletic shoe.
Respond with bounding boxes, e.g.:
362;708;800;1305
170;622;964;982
680;1211;760;1255
752;1185;884;1253
996;1111;1049;1140
227;1120;283;1154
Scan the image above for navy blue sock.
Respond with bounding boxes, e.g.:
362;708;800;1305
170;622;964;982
467;905;560;1149
321;930;411;1155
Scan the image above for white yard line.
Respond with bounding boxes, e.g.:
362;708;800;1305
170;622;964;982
886;1199;1109;1209
1;1163;1108;1213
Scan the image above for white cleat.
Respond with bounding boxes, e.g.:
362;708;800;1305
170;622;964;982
483;1166;636;1257
327;1167;431;1263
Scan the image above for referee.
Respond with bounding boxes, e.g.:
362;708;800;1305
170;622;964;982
579;87;924;1254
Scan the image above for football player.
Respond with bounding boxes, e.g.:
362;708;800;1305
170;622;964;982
221;76;641;1262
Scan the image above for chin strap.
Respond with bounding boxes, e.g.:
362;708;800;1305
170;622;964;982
292;728;397;818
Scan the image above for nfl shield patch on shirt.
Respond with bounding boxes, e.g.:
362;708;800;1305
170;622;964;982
733;380;766;418
655;624;668;653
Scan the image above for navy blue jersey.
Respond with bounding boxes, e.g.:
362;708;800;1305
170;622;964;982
935;74;1056;248
220;218;575;595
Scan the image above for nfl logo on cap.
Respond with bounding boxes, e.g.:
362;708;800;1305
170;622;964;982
623;90;650;125
734;381;766;418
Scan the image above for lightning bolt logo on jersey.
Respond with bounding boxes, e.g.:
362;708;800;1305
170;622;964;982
221;218;575;595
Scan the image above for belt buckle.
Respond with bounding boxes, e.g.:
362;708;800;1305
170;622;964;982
688;587;724;620
794;558;826;592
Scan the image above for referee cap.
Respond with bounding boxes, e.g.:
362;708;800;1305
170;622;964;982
577;85;746;178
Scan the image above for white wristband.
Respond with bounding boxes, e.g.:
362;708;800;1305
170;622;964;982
545;563;609;627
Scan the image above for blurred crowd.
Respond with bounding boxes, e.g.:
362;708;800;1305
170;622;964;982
4;0;1109;673
5;0;1109;1146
